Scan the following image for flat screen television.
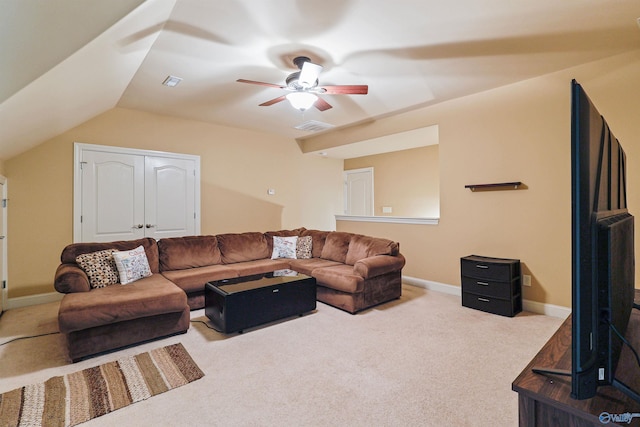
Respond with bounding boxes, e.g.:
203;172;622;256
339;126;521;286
533;80;638;402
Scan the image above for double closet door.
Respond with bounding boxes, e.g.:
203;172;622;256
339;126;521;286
74;143;200;243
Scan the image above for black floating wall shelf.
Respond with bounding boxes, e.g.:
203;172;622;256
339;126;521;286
465;182;523;191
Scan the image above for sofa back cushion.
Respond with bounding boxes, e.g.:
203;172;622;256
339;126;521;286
60;237;160;274
301;229;329;258
158;235;222;271
320;232;353;263
345;235;400;265
217;232;270;264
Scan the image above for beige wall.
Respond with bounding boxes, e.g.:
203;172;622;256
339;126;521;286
5;50;640;307
344;145;439;217
331;50;640;308
4;108;343;298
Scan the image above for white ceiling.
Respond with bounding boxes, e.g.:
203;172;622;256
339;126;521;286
1;0;639;160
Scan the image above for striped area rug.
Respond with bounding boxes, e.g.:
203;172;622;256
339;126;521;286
0;343;204;427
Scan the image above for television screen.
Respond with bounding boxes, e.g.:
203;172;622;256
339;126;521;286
570;79;635;400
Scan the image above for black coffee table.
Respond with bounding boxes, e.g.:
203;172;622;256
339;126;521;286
204;270;316;333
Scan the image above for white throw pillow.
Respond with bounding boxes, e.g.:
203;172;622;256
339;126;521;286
271;236;298;259
112;245;152;284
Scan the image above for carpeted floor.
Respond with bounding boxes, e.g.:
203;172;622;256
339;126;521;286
0;285;564;426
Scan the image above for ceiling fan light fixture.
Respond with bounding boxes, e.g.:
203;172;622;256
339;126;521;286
286;92;318;111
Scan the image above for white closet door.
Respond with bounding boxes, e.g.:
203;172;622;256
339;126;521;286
144;156;196;239
81;150;145;242
75;144;200;243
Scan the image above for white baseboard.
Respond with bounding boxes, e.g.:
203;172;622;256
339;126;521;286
403;276;462;296
521;299;571;319
402;275;571;319
6;292;63;310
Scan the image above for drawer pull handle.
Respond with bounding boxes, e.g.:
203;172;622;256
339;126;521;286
477;281;489;286
478;297;490;302
476;265;489;269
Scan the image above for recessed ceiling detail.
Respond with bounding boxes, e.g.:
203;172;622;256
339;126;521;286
2;0;640;159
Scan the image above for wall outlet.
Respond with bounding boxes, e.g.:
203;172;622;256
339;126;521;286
523;274;532;287
382;206;392;214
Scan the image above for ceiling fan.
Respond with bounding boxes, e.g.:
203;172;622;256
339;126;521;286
237;56;368;112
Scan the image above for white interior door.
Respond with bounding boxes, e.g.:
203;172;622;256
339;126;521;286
81;150;145;242
144;156;196;239
344;168;374;216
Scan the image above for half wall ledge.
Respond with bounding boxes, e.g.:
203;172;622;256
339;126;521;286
335;215;439;225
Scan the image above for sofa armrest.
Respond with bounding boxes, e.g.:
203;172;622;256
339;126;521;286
54;263;90;293
353;254;406;279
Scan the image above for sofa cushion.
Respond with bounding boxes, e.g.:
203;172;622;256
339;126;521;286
158;235;222;271
161;264;239;293
75;249;119;289
217;232;270;264
320;232;353;263
57;274;186;333
229;259;291;277
288;258;342;276
312;264;364;294
345;235;399;266
61;238;160;274
301;229;329;258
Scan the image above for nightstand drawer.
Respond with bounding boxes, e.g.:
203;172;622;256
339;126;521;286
461;276;513;299
460;256;516;281
462;292;521;317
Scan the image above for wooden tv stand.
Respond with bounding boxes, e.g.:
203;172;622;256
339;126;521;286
512;291;640;426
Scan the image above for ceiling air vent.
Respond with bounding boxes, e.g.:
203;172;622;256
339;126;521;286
294;120;334;133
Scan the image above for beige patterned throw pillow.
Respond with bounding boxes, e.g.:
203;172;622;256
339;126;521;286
76;249;120;289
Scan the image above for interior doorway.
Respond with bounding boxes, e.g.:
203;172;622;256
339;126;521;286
0;176;7;315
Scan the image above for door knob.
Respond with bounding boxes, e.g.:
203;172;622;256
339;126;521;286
132;224;143;229
146;224;156;228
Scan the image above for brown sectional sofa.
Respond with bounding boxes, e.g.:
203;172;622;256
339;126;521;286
54;229;405;361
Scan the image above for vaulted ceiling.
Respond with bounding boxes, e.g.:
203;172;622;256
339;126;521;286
1;0;639;159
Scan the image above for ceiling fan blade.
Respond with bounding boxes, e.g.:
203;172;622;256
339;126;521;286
299;61;323;88
314;97;333;111
259;95;287;106
320;85;368;95
237;79;285;89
